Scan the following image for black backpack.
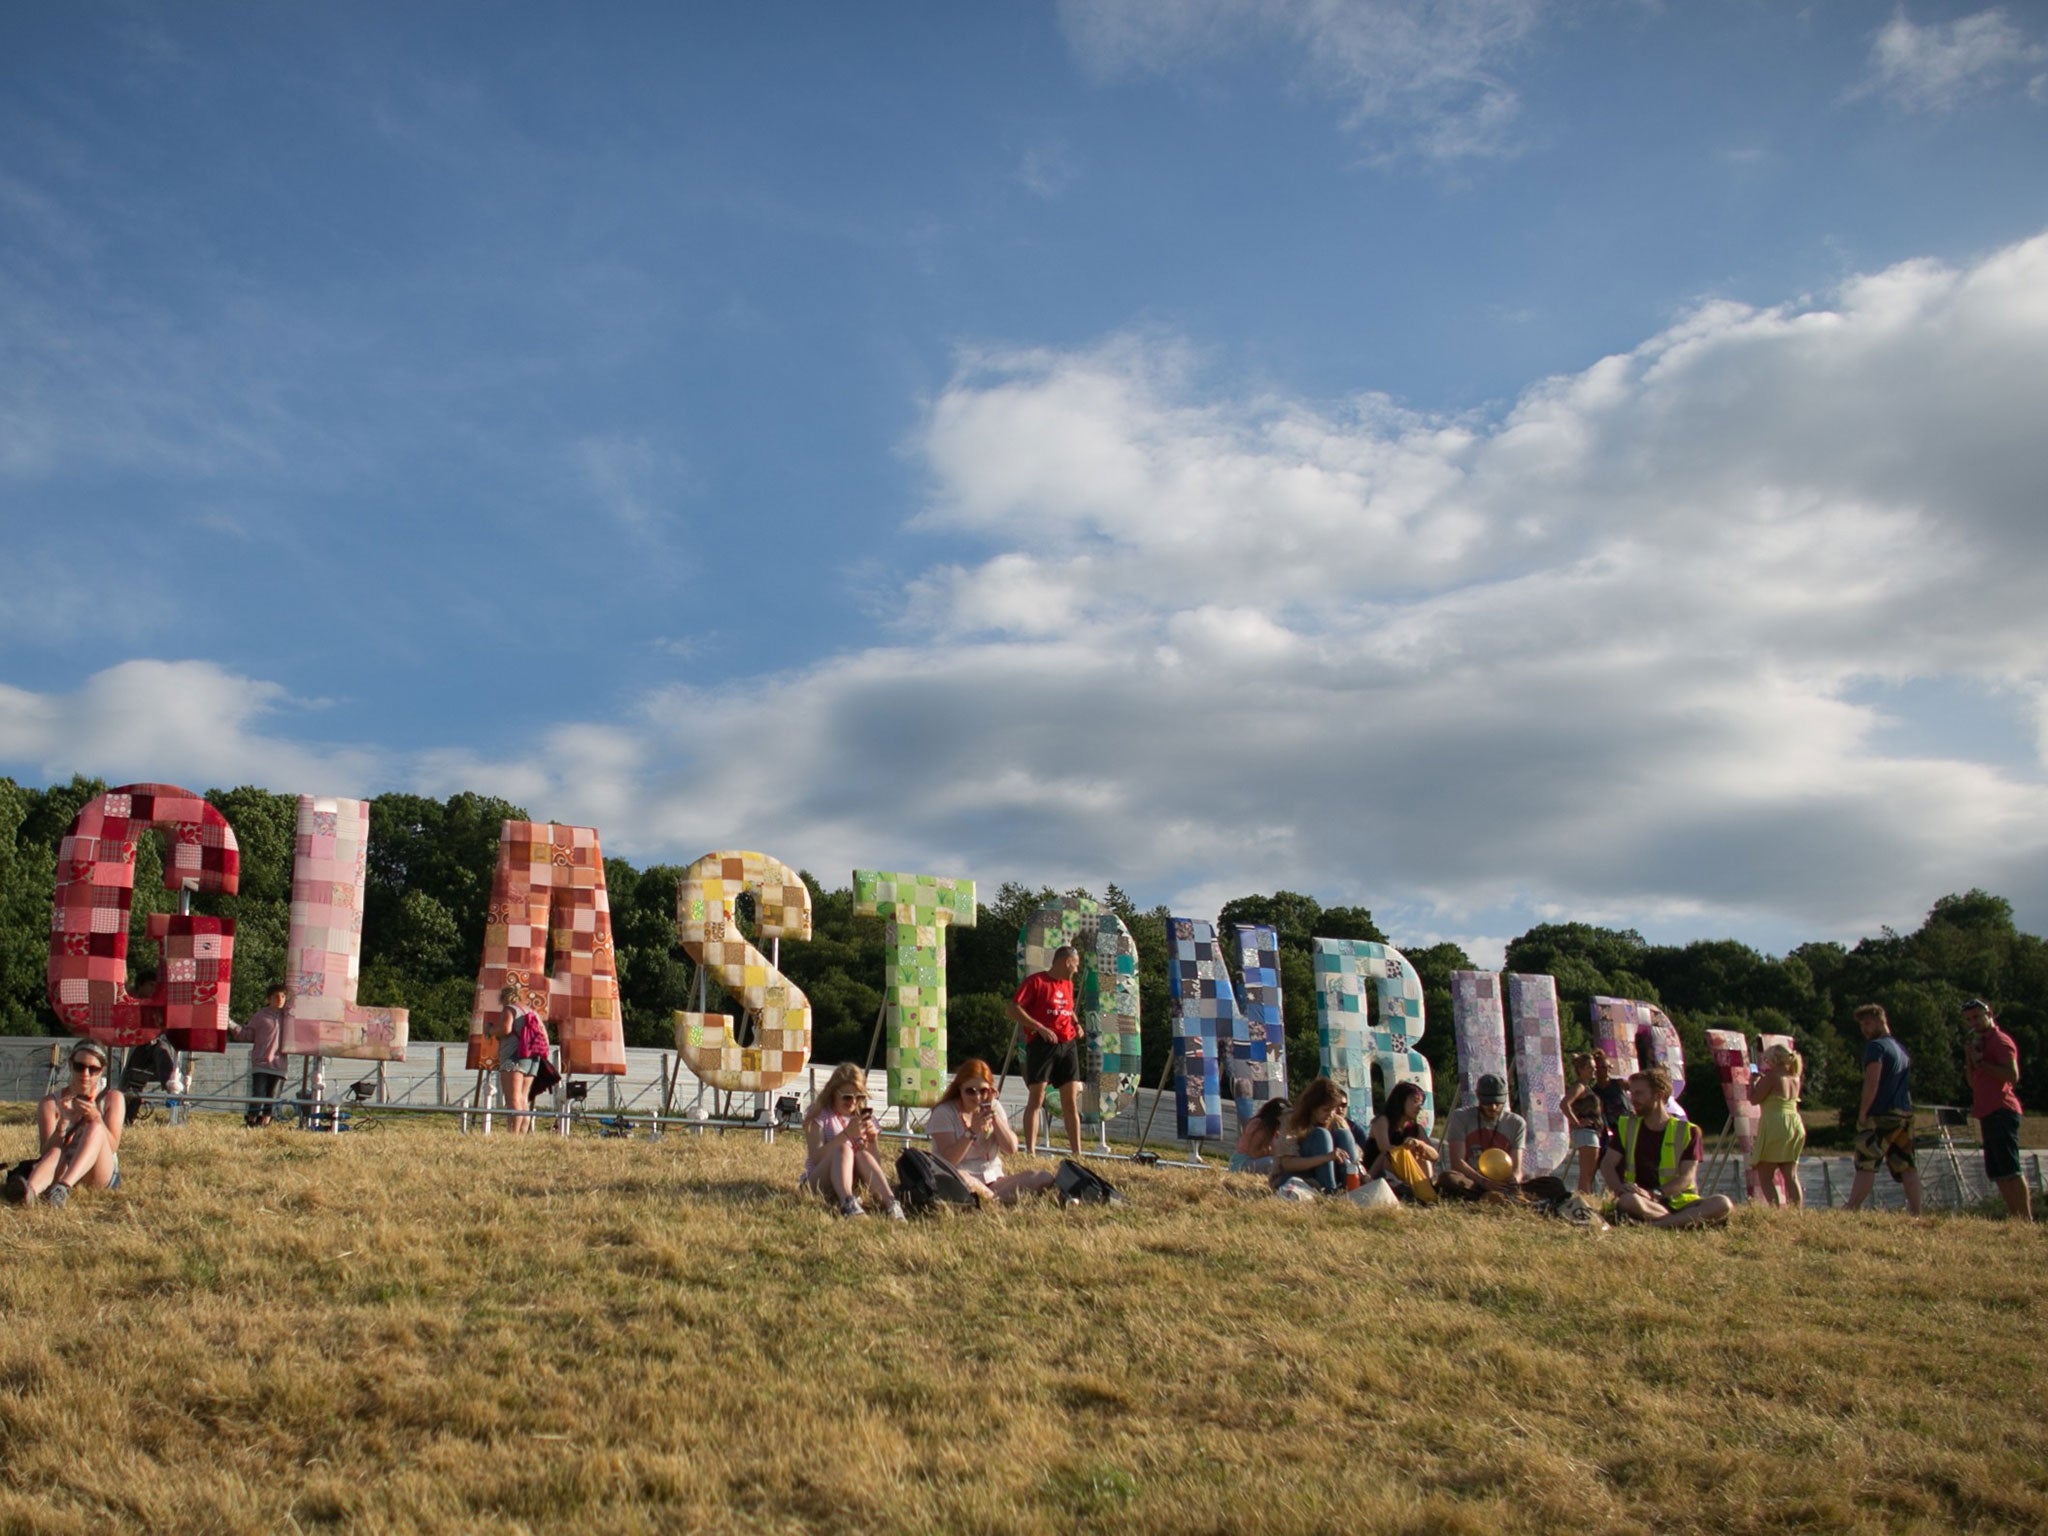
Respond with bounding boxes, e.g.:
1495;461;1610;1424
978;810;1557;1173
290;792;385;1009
1055;1157;1123;1206
894;1147;980;1215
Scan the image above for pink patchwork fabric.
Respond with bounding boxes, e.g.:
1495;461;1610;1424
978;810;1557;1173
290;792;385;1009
45;783;240;1050
466;822;626;1077
282;796;408;1062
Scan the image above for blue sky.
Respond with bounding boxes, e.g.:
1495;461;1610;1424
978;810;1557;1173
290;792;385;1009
4;0;2046;967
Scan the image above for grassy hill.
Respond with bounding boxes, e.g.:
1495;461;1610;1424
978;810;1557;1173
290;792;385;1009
1;1112;2043;1534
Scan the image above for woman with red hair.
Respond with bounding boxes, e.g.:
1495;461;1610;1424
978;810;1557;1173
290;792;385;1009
926;1059;1057;1205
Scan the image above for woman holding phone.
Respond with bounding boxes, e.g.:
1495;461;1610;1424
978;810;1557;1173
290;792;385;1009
6;1040;125;1206
926;1059;1057;1204
801;1063;906;1220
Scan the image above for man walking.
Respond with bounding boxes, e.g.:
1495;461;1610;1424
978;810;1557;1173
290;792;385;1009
1845;1003;1924;1215
1963;999;2030;1222
1010;945;1084;1156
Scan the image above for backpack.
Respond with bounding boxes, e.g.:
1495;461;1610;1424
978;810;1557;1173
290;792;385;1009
515;1009;550;1060
1055;1157;1123;1206
894;1147;980;1214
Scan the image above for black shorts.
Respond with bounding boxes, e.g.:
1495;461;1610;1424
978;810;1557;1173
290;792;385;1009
1025;1036;1081;1088
1980;1109;2022;1183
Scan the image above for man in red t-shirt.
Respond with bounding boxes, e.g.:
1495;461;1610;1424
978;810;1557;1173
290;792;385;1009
1963;1000;2030;1222
1009;945;1082;1156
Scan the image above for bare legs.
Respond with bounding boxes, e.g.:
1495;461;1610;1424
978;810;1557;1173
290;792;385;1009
1753;1162;1803;1208
1846;1167;1924;1215
1022;1082;1084;1157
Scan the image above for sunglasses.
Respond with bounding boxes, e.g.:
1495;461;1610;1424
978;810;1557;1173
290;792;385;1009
963;1086;992;1098
72;1060;104;1075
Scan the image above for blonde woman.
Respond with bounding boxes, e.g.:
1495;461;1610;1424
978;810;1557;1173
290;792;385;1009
5;1040;125;1206
493;982;547;1135
801;1064;905;1220
1561;1051;1604;1194
1747;1043;1807;1207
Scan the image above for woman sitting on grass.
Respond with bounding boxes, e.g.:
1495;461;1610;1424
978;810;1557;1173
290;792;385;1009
926;1059;1056;1204
5;1040;125;1207
1365;1080;1439;1195
1747;1044;1807;1208
801;1063;905;1220
1230;1098;1287;1175
1269;1077;1364;1195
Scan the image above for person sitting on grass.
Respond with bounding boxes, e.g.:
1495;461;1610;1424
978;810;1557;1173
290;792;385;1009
1562;1052;1604;1195
1365;1080;1440;1196
6;1040;125;1207
1746;1044;1806;1208
1269;1077;1364;1195
926;1059;1056;1205
801;1063;906;1220
1437;1073;1573;1207
1600;1067;1733;1228
1229;1098;1287;1175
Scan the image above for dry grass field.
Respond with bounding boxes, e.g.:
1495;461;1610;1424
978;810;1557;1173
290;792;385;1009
1;1108;2044;1536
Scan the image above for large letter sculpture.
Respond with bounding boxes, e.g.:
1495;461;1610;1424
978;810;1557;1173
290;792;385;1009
1231;923;1287;1122
1449;971;1567;1173
47;783;240;1051
282;796;407;1061
1166;917;1233;1142
467;822;626;1078
1312;938;1433;1132
852;869;976;1108
1019;897;1142;1131
1591;996;1684;1115
1704;1028;1761;1198
674;851;812;1092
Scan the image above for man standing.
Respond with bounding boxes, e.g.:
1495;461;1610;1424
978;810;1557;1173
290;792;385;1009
1436;1073;1569;1205
1963;999;2030;1222
1010;945;1083;1157
233;984;291;1128
1600;1067;1733;1227
1845;1003;1924;1215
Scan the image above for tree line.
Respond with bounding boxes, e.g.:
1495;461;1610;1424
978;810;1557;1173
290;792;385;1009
4;778;2043;1128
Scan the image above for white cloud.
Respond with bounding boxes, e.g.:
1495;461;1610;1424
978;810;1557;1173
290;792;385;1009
1852;7;2047;113
0;660;381;797
1056;0;1550;161
7;234;2048;951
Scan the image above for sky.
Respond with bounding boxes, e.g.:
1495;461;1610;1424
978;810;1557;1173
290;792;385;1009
2;1;2046;969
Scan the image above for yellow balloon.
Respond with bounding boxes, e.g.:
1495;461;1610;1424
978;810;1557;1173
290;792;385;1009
1476;1148;1514;1183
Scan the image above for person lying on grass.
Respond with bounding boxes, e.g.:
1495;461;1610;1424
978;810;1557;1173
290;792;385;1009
801;1063;906;1220
1229;1098;1287;1175
925;1058;1057;1205
1269;1077;1365;1195
6;1040;125;1207
1365;1080;1440;1196
1600;1066;1734;1228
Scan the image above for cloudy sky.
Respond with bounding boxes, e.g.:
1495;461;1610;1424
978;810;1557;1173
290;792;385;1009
3;1;2045;966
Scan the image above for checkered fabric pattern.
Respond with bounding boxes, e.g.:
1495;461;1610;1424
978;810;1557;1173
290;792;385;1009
465;822;626;1077
1706;1028;1762;1183
852;868;976;1108
1507;972;1569;1177
1450;970;1509;1111
46;783;240;1050
1167;916;1233;1141
1311;938;1435;1132
673;850;813;1092
1590;996;1686;1115
1230;923;1287;1123
1017;897;1142;1129
281;796;408;1062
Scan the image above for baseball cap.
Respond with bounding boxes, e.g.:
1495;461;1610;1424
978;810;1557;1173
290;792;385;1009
1477;1073;1509;1104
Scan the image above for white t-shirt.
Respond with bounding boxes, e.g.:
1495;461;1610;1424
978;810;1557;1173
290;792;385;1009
927;1100;1008;1182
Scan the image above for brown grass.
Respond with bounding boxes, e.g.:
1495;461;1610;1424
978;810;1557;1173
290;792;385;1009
1;1108;2044;1535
